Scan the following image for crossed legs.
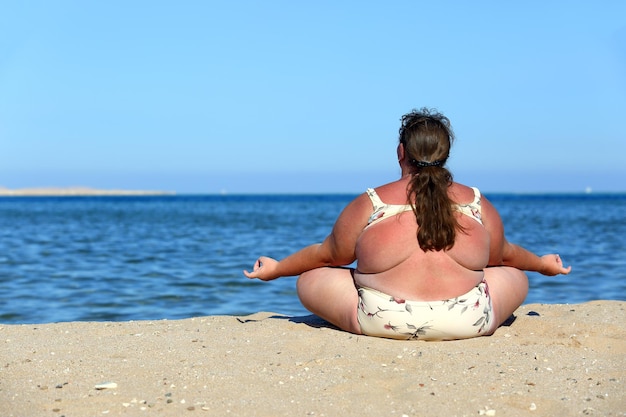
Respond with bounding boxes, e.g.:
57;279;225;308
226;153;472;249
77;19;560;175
296;265;529;338
296;267;362;334
482;266;529;334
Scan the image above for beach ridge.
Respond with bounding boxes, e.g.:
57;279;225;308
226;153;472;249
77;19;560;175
0;186;175;196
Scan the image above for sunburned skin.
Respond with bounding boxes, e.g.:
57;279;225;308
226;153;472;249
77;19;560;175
354;183;489;301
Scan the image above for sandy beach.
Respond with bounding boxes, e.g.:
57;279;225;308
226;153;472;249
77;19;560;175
1;301;624;417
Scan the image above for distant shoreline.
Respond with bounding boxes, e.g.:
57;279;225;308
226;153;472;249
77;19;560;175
1;187;624;197
0;187;175;196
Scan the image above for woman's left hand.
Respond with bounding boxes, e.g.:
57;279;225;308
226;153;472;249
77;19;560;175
539;254;572;276
243;256;280;281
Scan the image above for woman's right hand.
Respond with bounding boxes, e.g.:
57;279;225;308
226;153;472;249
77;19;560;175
243;256;280;281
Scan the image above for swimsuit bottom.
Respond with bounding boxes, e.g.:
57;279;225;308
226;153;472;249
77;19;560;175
357;280;493;341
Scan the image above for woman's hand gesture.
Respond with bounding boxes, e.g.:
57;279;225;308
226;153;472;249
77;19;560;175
243;256;280;281
539;254;572;276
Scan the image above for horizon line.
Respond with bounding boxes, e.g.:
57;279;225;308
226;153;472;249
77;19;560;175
1;186;625;197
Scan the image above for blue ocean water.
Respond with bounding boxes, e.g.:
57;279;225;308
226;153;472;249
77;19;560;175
0;193;624;324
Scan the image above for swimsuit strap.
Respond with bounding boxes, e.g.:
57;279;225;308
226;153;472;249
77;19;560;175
366;188;385;212
471;186;480;203
455;187;483;224
365;188;413;228
365;187;483;228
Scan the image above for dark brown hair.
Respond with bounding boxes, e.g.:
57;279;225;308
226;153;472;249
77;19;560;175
399;108;459;251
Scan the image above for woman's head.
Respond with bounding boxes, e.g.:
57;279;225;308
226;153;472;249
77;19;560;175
400;108;459;252
399;108;454;171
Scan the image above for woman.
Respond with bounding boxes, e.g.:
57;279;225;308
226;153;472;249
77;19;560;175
244;108;571;340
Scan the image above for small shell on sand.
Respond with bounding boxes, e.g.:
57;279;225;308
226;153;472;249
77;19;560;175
94;382;118;390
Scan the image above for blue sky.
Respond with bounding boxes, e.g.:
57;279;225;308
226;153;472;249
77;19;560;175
1;1;624;194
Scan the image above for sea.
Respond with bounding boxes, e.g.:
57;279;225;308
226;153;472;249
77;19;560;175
0;193;624;324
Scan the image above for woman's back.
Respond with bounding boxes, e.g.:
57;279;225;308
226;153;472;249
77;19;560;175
354;180;491;301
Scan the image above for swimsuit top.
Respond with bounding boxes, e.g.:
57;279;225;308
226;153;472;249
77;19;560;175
365;186;483;229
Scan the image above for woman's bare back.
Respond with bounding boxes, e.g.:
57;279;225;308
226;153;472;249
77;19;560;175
354;181;490;301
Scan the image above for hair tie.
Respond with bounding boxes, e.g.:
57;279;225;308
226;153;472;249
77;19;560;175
410;159;445;168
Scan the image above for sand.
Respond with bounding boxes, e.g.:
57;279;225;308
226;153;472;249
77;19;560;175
1;301;624;417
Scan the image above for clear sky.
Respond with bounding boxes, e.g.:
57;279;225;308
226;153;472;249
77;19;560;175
1;1;624;194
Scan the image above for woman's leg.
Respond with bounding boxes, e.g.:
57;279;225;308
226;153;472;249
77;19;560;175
483;266;529;334
296;267;362;334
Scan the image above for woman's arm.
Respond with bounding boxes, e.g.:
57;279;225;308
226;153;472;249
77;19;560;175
242;240;336;282
243;193;372;281
481;195;571;276
500;242;571;276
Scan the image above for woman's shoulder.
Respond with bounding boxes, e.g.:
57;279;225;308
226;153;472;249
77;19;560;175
343;190;376;215
449;182;481;203
368;179;411;205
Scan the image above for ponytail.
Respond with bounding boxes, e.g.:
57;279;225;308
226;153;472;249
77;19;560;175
399;108;460;251
407;165;458;251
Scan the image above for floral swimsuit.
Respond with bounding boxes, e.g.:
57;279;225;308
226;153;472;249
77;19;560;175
356;187;493;341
